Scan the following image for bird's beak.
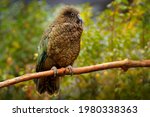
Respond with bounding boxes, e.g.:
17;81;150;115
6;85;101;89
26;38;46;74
77;15;83;25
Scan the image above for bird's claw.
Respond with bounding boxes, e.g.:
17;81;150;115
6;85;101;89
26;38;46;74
66;65;73;76
51;66;58;78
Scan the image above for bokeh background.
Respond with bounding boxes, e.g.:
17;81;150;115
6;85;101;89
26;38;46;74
0;0;150;99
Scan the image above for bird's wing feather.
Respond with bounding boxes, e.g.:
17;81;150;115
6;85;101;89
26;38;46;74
36;25;54;72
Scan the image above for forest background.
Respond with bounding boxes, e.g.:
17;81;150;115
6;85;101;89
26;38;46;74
0;0;149;99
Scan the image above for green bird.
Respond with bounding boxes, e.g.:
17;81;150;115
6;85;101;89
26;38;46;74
34;6;83;96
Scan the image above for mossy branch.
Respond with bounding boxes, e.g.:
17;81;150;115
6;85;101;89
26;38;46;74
0;59;150;88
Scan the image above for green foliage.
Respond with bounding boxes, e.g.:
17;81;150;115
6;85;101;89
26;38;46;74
0;0;149;99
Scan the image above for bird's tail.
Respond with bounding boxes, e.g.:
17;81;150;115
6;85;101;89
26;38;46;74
34;76;60;96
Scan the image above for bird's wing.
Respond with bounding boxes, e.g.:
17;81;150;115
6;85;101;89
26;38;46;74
36;25;54;72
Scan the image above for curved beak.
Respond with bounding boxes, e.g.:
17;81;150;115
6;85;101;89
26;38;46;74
77;15;83;25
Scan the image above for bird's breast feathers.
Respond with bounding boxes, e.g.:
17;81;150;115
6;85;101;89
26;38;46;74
47;23;82;66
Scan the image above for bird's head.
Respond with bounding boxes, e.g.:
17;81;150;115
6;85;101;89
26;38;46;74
57;6;83;26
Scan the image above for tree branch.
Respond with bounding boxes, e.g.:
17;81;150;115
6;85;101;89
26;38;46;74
0;59;150;88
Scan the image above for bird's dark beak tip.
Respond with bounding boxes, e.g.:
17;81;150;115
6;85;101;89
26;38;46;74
77;15;83;25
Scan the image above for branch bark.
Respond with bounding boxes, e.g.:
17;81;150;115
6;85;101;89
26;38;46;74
0;59;150;88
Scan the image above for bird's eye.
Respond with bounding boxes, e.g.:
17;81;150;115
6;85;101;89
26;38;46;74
71;13;74;16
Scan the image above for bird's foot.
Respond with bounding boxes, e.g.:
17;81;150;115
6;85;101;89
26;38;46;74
66;65;73;76
51;66;58;78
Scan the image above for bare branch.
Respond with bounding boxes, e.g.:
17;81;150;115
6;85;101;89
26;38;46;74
0;59;150;88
